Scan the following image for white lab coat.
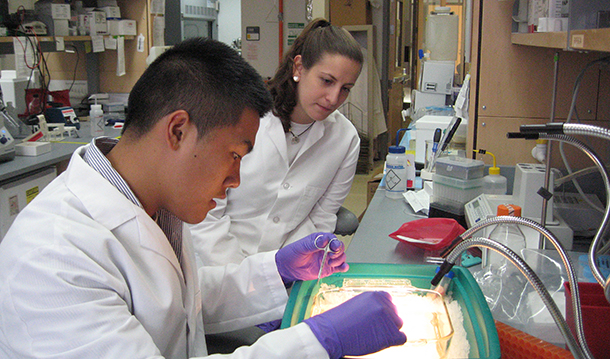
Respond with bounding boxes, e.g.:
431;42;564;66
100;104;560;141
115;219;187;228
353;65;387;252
0;146;328;359
189;111;360;266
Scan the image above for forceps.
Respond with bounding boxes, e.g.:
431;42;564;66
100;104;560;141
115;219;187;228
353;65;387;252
315;235;339;284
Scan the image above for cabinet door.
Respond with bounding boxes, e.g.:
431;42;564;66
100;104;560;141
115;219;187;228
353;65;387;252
470;0;610;166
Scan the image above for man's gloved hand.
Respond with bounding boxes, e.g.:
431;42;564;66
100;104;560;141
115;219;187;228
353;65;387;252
304;291;407;359
275;232;348;285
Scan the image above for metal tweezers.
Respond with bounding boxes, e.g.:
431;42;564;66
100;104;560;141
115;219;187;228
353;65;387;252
315;235;338;285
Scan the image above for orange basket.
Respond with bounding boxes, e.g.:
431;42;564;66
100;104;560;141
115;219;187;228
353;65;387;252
495;320;574;359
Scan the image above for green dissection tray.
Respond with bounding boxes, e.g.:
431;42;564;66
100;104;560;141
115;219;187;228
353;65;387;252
280;263;500;359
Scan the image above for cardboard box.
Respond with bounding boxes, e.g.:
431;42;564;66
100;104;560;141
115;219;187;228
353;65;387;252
52;19;70;36
88;10;108;36
107;19;136;36
35;2;71;20
101;6;121;19
329;0;371;27
366;178;380;206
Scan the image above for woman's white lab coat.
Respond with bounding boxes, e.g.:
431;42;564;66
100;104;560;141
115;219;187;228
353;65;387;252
0;146;327;359
189;111;360;266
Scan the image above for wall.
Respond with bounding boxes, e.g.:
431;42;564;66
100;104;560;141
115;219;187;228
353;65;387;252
217;0;241;47
240;0;306;79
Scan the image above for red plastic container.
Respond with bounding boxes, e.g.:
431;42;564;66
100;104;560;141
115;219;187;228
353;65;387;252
564;281;610;359
389;217;466;251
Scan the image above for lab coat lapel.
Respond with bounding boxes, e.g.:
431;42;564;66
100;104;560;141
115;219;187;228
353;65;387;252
264;116;289;165
181;228;206;356
292;120;325;164
67;146;185;283
67;147;140;231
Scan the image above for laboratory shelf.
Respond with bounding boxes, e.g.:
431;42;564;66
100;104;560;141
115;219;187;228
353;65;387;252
511;29;610;53
511;32;568;50
568;28;610;52
0;35;135;43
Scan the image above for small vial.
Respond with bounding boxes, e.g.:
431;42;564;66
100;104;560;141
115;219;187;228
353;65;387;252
432;267;455;296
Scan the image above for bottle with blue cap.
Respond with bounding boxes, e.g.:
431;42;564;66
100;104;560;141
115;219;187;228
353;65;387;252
385;129;408;199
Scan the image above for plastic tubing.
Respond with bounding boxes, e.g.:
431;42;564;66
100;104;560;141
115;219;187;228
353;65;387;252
444;237;587;359
457;215;593;359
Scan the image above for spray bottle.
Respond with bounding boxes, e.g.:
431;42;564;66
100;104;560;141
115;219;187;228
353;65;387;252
89;95;104;137
475;149;507;195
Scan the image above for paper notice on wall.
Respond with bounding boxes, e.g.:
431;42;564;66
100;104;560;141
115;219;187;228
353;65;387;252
153;16;165;47
150;0;166;15
287;23;304;46
13;37;37;79
105;36;118;50
91;36;105;53
116;36;125;77
55;37;65;51
245;42;258;61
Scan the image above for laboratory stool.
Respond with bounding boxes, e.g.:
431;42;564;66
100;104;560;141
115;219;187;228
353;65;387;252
334;206;359;236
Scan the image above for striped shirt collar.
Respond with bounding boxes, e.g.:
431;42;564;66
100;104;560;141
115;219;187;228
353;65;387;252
83;137;141;207
83;137;183;265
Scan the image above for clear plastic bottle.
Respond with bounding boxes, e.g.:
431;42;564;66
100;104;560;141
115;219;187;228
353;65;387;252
487;204;526;271
385;145;407;199
89;103;105;137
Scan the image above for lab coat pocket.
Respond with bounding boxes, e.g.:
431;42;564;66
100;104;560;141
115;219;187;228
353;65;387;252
287;186;325;229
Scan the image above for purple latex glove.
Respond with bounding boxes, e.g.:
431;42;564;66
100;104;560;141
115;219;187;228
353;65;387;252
275;232;348;285
304;291;407;359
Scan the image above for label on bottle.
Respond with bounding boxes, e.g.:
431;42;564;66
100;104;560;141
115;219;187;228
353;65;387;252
90;114;105;136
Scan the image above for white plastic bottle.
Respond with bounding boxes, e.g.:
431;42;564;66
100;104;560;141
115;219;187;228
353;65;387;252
89;102;105;137
477;149;508;195
385;145;407;199
483;166;508;195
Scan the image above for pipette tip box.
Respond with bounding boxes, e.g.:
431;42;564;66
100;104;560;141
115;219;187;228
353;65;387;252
435;156;485;180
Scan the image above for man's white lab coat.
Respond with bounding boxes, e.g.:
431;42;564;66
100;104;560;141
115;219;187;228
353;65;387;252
190;111;360;266
0;146;327;359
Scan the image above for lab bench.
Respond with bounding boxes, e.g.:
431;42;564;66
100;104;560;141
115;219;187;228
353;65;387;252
346;184;429;265
0;141;80;184
347;185;591;353
0;122;121;185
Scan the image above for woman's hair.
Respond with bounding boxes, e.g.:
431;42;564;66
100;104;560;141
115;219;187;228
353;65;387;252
267;18;364;132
